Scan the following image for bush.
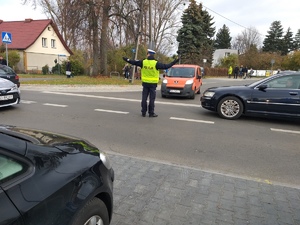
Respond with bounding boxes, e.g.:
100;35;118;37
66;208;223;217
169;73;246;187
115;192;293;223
42;64;49;75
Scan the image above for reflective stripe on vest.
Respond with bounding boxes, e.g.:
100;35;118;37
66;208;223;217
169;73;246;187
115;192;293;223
141;59;159;83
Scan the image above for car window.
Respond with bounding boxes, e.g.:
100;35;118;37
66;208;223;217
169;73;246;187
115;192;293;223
0;66;14;75
264;75;300;89
0;154;27;184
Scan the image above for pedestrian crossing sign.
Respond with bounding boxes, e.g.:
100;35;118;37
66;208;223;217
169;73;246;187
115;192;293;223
1;32;12;44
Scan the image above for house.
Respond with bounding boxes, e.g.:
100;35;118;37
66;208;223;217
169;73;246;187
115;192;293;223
0;19;72;73
212;49;238;67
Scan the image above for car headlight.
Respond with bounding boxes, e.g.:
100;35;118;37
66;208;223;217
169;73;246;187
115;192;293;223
100;152;112;170
11;84;18;91
162;79;168;84
185;79;193;85
203;91;215;97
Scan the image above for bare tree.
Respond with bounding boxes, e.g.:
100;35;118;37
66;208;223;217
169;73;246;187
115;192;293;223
232;27;262;54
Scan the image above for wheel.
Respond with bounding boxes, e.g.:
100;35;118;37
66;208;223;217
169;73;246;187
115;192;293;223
71;198;109;225
217;96;243;119
161;93;166;98
190;89;195;99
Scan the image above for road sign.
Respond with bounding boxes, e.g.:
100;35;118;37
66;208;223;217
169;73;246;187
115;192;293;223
1;32;12;44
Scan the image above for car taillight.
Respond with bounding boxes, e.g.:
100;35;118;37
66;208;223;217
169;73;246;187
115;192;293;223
15;75;19;80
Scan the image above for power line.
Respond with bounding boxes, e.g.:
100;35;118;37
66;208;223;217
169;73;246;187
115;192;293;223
201;4;265;37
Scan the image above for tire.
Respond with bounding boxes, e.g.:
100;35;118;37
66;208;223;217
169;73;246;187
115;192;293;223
190;89;195;99
217;96;243;120
71;198;109;225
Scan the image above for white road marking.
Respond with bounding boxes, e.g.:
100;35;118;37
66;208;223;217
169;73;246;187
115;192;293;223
95;109;129;114
20;100;36;104
270;128;300;135
43;103;68;107
42;91;200;107
170;117;215;124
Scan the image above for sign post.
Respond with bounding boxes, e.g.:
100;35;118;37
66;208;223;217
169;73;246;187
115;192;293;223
1;32;12;66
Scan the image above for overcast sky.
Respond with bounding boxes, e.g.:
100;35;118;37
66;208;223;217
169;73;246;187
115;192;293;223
200;0;300;38
1;0;299;40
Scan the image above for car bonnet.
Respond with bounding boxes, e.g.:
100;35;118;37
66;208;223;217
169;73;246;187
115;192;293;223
0;78;15;88
0;125;100;155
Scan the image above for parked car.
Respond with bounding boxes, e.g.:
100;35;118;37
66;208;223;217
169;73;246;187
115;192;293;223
0;78;20;108
161;64;203;99
0;125;114;225
0;65;20;87
201;72;300;120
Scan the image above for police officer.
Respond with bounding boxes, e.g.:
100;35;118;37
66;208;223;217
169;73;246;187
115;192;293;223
123;49;179;117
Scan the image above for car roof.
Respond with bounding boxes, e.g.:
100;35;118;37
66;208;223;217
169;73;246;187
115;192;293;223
172;64;200;68
0;132;27;155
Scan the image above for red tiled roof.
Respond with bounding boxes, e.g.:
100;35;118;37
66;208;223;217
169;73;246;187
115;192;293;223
0;19;72;54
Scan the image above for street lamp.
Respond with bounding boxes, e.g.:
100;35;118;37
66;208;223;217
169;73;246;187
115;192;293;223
271;59;275;76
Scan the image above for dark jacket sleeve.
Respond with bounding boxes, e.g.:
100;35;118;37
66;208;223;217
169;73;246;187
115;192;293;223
125;58;143;68
156;58;179;70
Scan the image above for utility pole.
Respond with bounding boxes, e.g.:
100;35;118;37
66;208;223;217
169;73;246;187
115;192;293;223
130;0;144;84
149;0;152;49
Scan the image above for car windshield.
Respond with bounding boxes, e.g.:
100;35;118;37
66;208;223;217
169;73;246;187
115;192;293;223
167;67;195;78
0;66;14;75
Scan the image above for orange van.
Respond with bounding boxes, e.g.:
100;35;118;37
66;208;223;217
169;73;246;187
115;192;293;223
161;64;203;99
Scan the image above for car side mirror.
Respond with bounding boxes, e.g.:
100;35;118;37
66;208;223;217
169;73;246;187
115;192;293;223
257;84;268;90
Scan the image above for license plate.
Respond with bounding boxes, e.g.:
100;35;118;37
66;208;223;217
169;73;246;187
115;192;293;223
169;90;180;93
0;95;13;101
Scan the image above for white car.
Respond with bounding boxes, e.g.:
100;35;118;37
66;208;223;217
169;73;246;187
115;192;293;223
0;78;20;108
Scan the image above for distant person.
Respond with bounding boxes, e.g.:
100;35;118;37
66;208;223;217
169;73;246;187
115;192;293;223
228;65;233;78
0;56;7;66
239;65;244;78
248;68;254;78
123;49;179;117
234;66;239;79
66;60;72;78
123;63;130;79
243;66;248;79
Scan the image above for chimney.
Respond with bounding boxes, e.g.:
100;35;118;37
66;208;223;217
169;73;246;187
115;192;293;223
25;18;33;23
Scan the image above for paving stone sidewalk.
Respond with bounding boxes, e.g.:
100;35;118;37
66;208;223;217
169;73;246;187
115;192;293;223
109;154;300;225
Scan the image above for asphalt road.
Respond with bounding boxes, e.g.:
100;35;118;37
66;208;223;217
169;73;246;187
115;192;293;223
2;78;300;187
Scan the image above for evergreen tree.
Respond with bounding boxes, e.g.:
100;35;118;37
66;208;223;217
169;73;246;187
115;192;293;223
177;0;215;65
214;24;232;49
262;21;284;53
293;29;300;50
281;28;294;55
200;9;216;66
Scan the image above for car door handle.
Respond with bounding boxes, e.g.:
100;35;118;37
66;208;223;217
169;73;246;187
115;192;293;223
289;92;298;95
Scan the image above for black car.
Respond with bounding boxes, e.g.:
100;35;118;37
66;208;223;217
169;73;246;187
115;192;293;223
201;72;300;120
0;125;114;225
0;65;20;87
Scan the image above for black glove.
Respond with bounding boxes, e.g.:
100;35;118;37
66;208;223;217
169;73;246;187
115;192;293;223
122;57;129;62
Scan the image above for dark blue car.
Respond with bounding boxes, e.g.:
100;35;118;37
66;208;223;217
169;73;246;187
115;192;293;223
0;125;114;225
201;72;300;120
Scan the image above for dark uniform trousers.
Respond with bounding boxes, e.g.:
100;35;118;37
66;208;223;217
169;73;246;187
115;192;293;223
141;82;157;115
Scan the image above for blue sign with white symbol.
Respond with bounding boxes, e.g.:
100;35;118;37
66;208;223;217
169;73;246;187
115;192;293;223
2;32;12;44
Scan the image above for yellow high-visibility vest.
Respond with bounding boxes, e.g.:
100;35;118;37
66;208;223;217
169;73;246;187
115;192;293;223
141;59;159;83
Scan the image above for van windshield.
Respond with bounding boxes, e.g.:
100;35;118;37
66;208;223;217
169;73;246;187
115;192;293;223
167;67;195;78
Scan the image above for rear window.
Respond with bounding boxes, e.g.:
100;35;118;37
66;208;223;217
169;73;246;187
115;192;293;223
0;154;28;185
0;66;15;75
167;67;195;78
